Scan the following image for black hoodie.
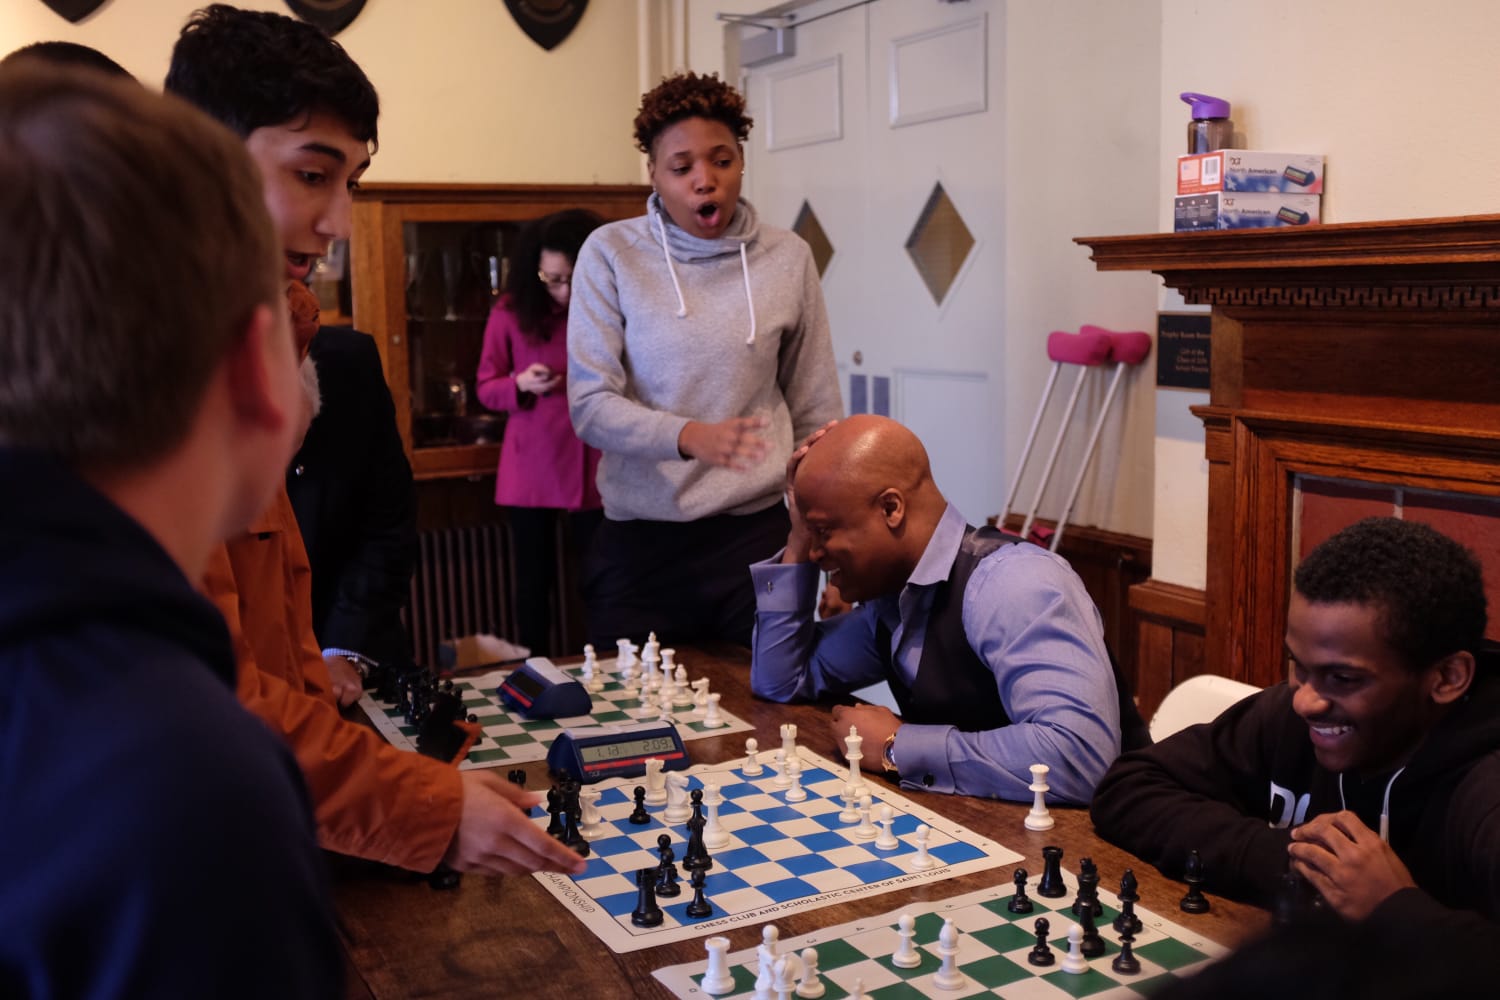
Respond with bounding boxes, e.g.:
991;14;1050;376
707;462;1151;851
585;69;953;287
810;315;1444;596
1091;658;1500;935
0;449;341;997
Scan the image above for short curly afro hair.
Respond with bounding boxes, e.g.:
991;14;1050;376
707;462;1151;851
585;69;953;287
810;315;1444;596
1294;517;1487;672
633;71;753;156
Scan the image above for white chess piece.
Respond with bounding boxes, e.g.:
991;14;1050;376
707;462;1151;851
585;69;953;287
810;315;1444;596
580;645;602;692
703;692;725;728
772;952;803;1000
703;783;730;849
874;805;899;849
636;690;659;720
1061;922;1089;974
795;947;824;999
702;936;735;995
643;757;667;805
673;663;694;706
664;771;692;823
780;722;797;759
742;737;764;776
891;912;921;968
692;679;710;720
847;980;865;1000
932;918;966;991
1025;762;1054;832
783;757;806;802
851;797;877;841
909;823;935;870
658;685;675;721
771;749;791;789
754;925;781;998
661;646;676;671
844;725;869;798
579;787;605;840
838;783;860;824
615;638;635;686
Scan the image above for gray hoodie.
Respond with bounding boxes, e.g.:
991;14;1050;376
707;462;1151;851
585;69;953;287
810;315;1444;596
567;195;842;522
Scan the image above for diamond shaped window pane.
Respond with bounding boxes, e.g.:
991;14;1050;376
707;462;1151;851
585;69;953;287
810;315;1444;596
792;200;835;278
905;182;974;305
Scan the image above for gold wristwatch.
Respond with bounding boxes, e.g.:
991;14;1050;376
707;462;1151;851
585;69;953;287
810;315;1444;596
881;732;899;777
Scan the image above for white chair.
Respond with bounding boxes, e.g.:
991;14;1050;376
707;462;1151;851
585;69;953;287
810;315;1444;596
1148;674;1261;742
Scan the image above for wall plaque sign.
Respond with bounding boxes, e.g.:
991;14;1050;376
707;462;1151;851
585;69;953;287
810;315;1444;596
1156;313;1211;390
505;0;588;51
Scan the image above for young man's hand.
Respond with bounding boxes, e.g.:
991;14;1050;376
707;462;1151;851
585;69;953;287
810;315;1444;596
678;416;770;470
1287;810;1416;919
443;771;588;877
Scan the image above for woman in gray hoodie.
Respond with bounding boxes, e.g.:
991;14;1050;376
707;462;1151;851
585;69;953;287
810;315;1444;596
567;71;842;648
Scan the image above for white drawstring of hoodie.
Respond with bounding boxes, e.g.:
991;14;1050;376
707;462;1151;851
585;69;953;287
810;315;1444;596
652;206;758;345
1337;765;1407;842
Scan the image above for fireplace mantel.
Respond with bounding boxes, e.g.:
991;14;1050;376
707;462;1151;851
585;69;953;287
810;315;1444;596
1076;216;1500;690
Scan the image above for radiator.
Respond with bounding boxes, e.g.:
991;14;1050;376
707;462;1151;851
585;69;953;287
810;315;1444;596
406;522;516;669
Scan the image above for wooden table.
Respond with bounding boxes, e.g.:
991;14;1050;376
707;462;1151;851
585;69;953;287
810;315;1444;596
334;644;1267;999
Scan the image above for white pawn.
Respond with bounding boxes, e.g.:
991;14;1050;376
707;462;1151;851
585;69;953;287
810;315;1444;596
703;783;731;849
581;644;603;692
771;749;791;789
579;787;605;840
932;919;966;991
658;685;675;721
703;692;725;728
664;771;692;823
874;805;900;850
742;737;764;776
847;980;866;1000
909;823;935;870
838;783;860;824
702;936;735;995
1025;762;1054;832
795;947;824;999
891;912;921;968
851;796;877;841
643;757;667;805
1061;922;1089;974
784;757;806;802
754;925;780;998
673;663;694;706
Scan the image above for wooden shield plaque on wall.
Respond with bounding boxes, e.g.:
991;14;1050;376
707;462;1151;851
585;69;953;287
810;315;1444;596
505;0;588;52
40;0;109;23
283;0;367;36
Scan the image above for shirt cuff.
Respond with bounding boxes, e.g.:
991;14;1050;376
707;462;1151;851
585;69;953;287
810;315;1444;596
893;723;956;794
749;556;819;613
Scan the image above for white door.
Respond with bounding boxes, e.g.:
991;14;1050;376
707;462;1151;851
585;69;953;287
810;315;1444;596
738;0;1006;523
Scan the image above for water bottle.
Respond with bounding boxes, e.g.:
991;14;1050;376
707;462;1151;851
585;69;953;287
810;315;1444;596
1180;92;1233;154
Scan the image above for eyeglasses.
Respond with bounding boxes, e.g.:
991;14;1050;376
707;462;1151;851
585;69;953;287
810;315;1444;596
538;270;572;288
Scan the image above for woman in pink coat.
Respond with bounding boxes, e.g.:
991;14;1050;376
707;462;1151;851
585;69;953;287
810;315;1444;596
476;209;603;656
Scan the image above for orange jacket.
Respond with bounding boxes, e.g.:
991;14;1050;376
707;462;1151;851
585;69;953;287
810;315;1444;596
202;487;462;871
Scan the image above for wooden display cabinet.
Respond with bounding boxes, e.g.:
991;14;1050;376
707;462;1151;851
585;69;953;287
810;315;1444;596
349;183;649;480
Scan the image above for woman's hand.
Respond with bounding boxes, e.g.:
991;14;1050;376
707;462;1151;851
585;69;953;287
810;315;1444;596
515;363;562;395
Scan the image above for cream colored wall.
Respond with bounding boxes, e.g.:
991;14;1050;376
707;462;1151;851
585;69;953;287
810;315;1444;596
1152;0;1500;588
0;0;646;184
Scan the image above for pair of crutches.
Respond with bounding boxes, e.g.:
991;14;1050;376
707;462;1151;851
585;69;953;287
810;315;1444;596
1002;324;1152;551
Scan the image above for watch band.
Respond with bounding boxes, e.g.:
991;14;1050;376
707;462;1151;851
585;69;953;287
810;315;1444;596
881;732;899;777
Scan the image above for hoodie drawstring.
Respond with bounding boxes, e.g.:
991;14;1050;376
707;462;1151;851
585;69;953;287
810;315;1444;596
652;208;688;319
739;241;757;345
1337;766;1407;843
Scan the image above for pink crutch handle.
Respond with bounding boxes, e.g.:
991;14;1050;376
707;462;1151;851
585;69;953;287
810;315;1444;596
1080;325;1152;365
1046;329;1111;366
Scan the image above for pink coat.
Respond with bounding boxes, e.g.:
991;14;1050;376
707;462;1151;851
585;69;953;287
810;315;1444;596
475;297;602;511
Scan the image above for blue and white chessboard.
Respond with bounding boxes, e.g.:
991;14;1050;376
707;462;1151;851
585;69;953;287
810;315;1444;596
358;656;752;770
654;880;1227;998
532;745;1023;953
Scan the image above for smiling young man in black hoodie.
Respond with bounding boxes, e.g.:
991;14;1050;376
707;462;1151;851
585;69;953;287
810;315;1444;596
1092;517;1500;937
0;65;339;994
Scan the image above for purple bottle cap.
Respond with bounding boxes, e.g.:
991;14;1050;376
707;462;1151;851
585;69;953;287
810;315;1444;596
1180;92;1230;120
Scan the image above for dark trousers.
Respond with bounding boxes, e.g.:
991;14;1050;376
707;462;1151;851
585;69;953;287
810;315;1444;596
582;503;791;649
507;506;602;658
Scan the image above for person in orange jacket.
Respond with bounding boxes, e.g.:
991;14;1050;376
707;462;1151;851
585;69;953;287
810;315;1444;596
167;5;585;878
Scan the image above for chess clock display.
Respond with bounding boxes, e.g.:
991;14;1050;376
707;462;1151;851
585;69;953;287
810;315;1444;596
496;658;591;719
548;721;689;782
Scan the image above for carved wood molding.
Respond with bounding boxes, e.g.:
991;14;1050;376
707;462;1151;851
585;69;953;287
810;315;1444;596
1175;283;1500;309
1128;578;1206;629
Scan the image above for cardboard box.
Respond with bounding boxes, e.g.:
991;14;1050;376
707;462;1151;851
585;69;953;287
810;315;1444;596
1178;150;1325;195
1174;192;1322;231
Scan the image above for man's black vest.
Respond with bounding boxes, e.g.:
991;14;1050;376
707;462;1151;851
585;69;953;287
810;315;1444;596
877;524;1149;749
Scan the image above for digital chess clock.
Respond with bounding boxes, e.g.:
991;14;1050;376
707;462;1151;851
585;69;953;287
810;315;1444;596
496;658;591;719
547;721;690;783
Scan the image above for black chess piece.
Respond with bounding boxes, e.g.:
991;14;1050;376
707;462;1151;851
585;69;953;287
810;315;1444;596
506;769;531;817
545;786;565;839
684;866;713;918
1007;867;1034;914
682;789;712;873
631;867;663;927
562;782;588;857
628;786;651;825
1114;868;1143;935
1180;849;1211;914
1273;869;1318;927
1078;900;1105;959
1072;857;1103;918
1037;845;1067;898
655;834;681;897
1112;927;1141;975
1027;917;1055;967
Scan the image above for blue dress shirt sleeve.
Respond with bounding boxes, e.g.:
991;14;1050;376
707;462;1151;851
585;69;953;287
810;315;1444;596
749;554;886;702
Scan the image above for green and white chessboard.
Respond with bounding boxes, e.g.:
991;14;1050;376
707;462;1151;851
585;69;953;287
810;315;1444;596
654;876;1226;998
359;657;752;770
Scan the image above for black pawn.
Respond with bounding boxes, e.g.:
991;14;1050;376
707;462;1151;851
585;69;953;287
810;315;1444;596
1112;927;1141;975
1114;868;1143;935
1078;901;1105;958
631;867;663;927
1072;857;1102;918
628;785;652;825
1027;917;1055;967
545;786;564;839
684;866;713;918
1008;867;1034;914
655;834;681;897
506;769;530;816
1180;850;1210;914
1036;845;1067;898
